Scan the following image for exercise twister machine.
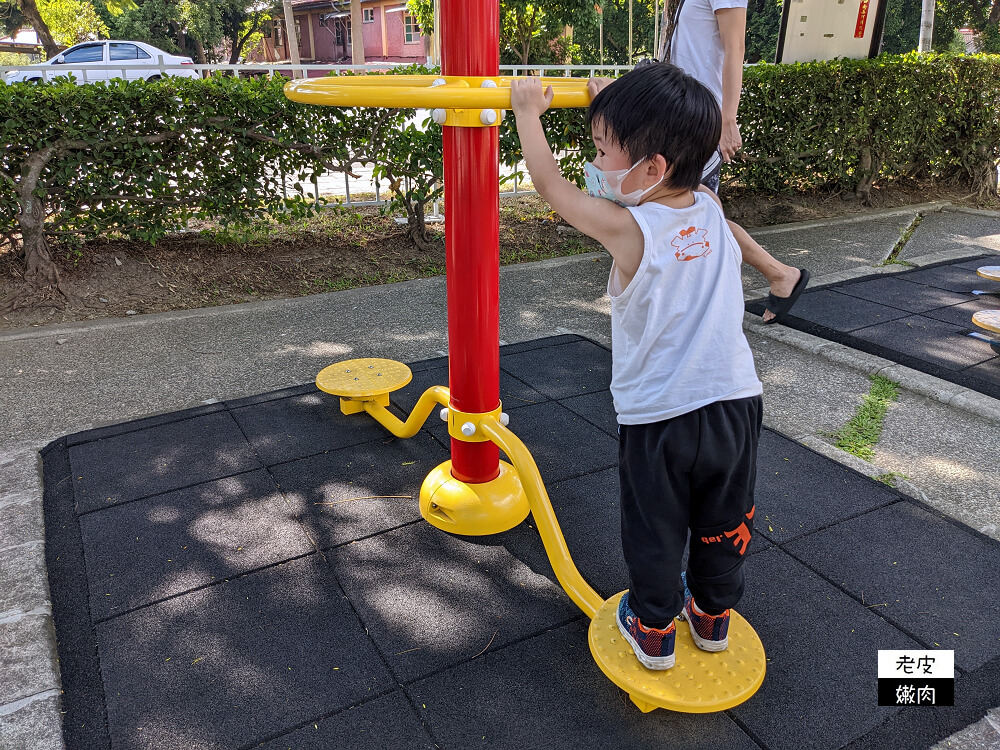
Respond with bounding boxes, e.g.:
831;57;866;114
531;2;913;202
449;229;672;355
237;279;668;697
284;0;765;713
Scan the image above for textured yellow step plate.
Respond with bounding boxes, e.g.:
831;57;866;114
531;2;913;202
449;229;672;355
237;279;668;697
972;310;1000;335
316;358;412;398
589;591;766;713
977;266;1000;283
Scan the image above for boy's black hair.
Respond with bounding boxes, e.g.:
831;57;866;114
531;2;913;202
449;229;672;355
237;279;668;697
586;62;721;192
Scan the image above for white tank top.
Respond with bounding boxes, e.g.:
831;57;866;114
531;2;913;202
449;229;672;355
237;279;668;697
609;192;761;424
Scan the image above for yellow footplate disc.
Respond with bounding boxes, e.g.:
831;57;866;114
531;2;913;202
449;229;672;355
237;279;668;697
316;358;412;398
976;266;1000;283
972;310;1000;335
588;591;766;713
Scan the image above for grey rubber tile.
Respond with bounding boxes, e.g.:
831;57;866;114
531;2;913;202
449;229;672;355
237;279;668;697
96;555;394;750
389;363;547;416
851;315;996;371
65;403;226;447
962;358;1000;388
787;290;910;332
896;265;991;294
256;692;436;750
729;548;920;750
81;469;313;620
269;432;448;550
954;254;1000;271
785;502;1000;671
326;522;579;683
754;431;899;544
409;618;760;750
559;388;619;437
838;277;971;314
69;411;262;512
230;389;390;466
499;338;613;399
920;297;1000;328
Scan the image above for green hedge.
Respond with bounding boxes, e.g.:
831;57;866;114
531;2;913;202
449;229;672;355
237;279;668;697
2;54;998;264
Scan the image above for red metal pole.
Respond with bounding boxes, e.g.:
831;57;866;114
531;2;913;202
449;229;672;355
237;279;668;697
441;0;500;484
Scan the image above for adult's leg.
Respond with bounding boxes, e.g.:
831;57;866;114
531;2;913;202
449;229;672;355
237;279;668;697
727;220;803;323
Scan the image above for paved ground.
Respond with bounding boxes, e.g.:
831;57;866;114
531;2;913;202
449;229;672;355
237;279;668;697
2;203;1000;749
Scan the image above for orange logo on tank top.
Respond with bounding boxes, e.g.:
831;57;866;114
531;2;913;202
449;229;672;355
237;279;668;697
671;226;712;261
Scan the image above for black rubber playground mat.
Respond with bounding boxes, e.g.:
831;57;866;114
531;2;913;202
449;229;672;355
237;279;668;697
747;255;1000;400
41;335;1000;750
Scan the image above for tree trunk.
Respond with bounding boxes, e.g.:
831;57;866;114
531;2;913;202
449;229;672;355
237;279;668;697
406;200;440;253
854;145;882;205
15;0;60;58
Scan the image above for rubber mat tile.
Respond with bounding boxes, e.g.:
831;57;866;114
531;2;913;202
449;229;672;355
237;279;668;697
729;548;919;750
388;364;547;416
494;400;618;483
962;358;1000;388
255;692;436;750
785;289;910;332
920;297;1000;328
326;522;579;683
784;502;1000;671
223;383;315;409
499;338;613;399
270;432;448;549
69;411;262;513
80;469;313;620
559;389;618;437
896;265;990;294
408;619;759;750
96;555;393;750
753;431;898;544
837;277;970;314
65;402;226;448
954;255;1000;271
496;333;581;355
230;389;389;465
851;315;996;371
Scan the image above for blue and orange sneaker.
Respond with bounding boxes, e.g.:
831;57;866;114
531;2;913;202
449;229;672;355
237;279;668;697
678;573;730;652
617;592;676;670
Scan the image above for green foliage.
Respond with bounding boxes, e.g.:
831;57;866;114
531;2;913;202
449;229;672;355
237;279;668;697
732;53;1000;196
36;0;109;46
573;0;658;66
745;0;782;63
0;74;404;246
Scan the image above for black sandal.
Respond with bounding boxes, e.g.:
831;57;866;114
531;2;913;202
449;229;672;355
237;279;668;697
764;269;810;325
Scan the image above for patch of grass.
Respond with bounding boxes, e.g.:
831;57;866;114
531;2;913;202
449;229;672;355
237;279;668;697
878;213;923;267
830;374;900;461
874;471;909;487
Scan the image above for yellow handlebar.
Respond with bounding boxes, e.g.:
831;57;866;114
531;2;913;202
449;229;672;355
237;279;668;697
284;75;592;110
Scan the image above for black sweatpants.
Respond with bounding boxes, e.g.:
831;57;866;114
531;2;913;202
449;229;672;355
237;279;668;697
618;396;762;628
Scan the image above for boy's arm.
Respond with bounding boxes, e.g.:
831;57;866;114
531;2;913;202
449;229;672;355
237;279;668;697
510;79;643;279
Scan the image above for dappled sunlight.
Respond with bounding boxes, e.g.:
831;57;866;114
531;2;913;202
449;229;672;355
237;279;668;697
272;341;354;358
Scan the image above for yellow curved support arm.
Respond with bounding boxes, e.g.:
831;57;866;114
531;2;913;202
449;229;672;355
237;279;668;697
479;416;604;619
284;75;591;110
363;385;450;439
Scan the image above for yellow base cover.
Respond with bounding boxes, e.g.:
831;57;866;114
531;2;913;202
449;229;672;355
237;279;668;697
589;591;766;713
419;460;530;536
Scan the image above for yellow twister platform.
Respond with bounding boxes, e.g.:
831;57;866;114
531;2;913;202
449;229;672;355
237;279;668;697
973;310;1000;335
977;266;1000;283
316;358;412;414
589;592;766;713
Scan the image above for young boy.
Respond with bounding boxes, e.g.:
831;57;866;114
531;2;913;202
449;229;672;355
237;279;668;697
510;63;762;670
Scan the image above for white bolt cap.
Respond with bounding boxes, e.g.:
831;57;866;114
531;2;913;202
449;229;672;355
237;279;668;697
439;408;449;421
431;78;447;87
461;421;476;437
480;109;498;125
500;413;510;426
480;79;498;88
432;109;447;125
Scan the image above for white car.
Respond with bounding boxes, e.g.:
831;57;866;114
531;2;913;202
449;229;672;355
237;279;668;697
3;41;200;85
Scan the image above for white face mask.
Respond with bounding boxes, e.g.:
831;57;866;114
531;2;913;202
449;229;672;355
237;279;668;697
584;160;659;207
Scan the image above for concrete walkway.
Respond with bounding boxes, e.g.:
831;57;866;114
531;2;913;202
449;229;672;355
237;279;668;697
2;203;999;749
